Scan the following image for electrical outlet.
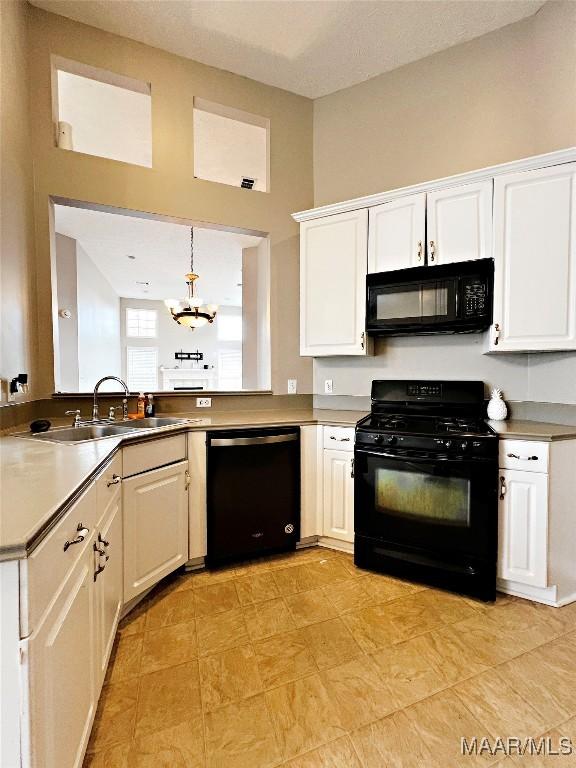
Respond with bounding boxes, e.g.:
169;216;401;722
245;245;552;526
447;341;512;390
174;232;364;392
196;397;212;408
287;379;297;394
324;379;333;394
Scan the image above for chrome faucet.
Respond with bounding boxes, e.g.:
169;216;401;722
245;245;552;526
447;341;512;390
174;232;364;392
93;377;130;421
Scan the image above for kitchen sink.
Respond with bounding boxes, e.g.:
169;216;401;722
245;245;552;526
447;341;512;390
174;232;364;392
15;416;198;444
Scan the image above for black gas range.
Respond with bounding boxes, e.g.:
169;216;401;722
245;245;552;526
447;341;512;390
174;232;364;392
354;380;499;600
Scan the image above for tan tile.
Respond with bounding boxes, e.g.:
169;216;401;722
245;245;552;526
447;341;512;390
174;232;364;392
331;552;359;577
403;688;496;767
235;572;280;606
204;693;281;768
265;673;346;761
322;577;374;615
196;608;249;656
135;661;202;737
140;621;198;674
305;559;353;588
453;668;552;740
244;597;296;640
352;709;436;768
272;564;316;595
199;643;263;712
105;634;144;684
145;589;196;630
444;613;530;666
500;636;576;726
370;634;449;709
177;566;237;591
117;604;147;638
194;582;240;618
300;618;363;670
362;573;421;603
283;735;362;768
254;630;317;688
414;589;478;623
285;587;339;628
421;623;490;685
86;679;139;753
85;718;205;768
322;656;395;731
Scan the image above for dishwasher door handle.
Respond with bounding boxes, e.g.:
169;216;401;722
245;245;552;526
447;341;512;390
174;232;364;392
210;433;298;447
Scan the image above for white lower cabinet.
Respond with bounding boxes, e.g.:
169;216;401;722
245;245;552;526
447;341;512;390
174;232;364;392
123;460;189;603
322;449;354;543
498;468;548;588
27;523;97;768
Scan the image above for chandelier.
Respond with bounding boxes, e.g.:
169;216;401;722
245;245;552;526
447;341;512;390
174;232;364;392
164;228;218;329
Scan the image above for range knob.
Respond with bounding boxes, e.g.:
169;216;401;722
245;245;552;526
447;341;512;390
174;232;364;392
386;435;397;446
459;441;469;453
374;434;384;445
443;440;453;450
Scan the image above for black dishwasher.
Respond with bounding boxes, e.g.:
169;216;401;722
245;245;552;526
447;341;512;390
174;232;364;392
206;427;300;567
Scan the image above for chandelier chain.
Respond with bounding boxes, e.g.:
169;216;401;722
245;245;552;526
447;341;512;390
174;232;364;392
190;227;194;273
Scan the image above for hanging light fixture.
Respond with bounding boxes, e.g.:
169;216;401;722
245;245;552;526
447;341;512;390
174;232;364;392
164;227;218;329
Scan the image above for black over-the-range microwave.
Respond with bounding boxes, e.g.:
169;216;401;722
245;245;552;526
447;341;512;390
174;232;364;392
366;258;494;336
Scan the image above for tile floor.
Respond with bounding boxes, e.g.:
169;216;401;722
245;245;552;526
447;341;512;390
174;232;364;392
83;547;576;767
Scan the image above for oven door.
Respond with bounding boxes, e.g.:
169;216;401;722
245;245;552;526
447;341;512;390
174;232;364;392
366;276;458;333
354;447;497;560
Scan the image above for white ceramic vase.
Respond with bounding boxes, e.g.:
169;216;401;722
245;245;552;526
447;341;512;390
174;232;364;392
487;388;508;421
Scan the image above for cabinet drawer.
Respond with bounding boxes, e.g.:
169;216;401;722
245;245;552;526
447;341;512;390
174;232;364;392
323;426;355;450
96;452;122;522
123;434;187;477
499;440;548;473
26;482;98;633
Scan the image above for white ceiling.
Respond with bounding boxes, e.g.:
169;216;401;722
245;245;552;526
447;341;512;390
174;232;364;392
54;204;263;305
31;0;544;98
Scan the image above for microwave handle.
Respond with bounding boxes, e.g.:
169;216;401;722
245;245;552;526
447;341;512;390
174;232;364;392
455;286;459;318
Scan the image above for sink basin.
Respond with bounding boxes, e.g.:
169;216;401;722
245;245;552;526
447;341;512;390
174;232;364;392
121;417;195;428
19;424;136;444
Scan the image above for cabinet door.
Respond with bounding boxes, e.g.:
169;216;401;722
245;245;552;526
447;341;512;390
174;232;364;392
188;431;207;560
322;449;354;542
123;461;188;602
368;193;425;273
300;425;323;540
94;489;123;687
491;163;576;351
498;469;548;588
427;181;492;265
300;209;368;356
28;547;96;768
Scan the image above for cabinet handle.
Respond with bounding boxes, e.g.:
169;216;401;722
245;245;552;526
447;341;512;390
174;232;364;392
63;523;89;552
93;542;108;581
507;453;539;461
417;241;423;262
98;532;110;547
330;436;350;442
493;323;500;346
499;476;507;500
107;474;121;487
429;240;436;262
351;458;355;478
185;470;191;491
360;331;365;350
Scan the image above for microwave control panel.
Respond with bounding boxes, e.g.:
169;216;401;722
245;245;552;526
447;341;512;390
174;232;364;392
462;278;488;317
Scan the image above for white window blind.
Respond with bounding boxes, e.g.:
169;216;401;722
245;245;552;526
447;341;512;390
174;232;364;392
217;349;242;390
126;346;158;392
126;308;157;338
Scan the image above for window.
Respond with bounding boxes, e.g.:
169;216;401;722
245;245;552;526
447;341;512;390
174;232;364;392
193;98;269;191
126;347;158;392
218;349;242;390
217;313;242;342
55;60;152;167
126;308;157;338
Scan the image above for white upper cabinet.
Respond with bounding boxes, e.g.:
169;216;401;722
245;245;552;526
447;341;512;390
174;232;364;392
368;193;426;273
300;209;369;356
490;163;576;352
427;181;492;265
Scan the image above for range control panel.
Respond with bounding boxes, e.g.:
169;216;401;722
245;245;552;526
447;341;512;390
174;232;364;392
407;383;442;398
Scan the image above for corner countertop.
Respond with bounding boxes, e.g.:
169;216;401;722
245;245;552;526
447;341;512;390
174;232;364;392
0;409;365;562
488;419;576;442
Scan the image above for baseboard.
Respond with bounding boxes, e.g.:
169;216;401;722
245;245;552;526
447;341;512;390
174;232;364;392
496;577;574;606
318;536;354;554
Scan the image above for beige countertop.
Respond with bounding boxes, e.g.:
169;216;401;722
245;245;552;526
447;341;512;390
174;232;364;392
488;419;576;441
0;409;364;561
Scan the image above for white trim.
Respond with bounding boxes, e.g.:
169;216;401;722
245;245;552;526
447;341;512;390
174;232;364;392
317;537;354;554
497;577;564;607
292;147;576;222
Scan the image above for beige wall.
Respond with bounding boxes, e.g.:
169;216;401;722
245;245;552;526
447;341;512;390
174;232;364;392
27;6;314;397
313;1;576;206
0;0;38;402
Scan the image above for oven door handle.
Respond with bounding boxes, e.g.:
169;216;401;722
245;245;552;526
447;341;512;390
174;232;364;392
354;448;477;464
